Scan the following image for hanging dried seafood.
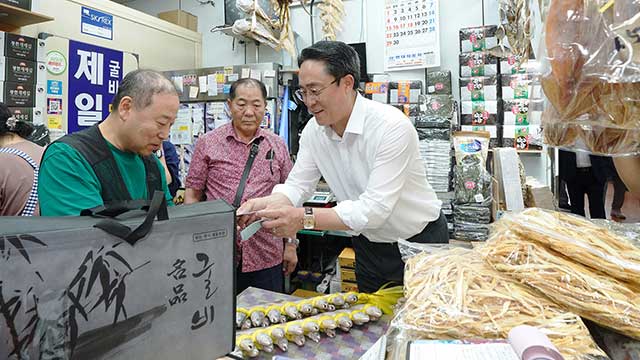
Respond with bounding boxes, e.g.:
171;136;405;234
540;0;640;155
318;0;346;41
272;0;297;57
498;0;533;61
231;0;297;57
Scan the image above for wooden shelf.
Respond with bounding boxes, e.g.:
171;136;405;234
0;3;53;32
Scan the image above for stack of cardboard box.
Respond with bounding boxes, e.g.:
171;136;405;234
338;248;357;292
0;32;46;125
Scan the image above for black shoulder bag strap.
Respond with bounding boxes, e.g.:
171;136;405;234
233;138;261;208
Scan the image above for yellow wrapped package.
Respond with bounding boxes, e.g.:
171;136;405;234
482;227;640;340
392;247;605;359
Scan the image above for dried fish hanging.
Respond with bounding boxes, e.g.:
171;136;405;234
272;0;297;57
232;0;297;57
498;0;534;62
317;0;345;41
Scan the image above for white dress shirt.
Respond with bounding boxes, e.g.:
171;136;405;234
273;95;442;243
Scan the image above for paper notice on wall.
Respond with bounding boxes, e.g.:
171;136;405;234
172;76;184;93
189;86;199;99
207;74;218;96
250;69;261;81
171;107;193;145
47;115;63;130
241;68;251;79
198;76;207;93
228;73;239;82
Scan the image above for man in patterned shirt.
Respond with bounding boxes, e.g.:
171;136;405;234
185;78;295;294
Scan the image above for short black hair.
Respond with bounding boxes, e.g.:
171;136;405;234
229;78;268;101
111;69;178;111
0;102;33;138
298;41;360;89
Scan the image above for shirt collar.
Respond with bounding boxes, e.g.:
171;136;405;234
224;123;264;144
323;93;366;140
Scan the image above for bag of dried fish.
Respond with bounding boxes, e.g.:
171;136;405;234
540;0;640;155
481;223;640;340
388;247;606;360
494;208;640;288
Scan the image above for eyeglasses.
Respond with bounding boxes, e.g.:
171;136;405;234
294;79;338;102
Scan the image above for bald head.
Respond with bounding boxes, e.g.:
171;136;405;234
111;69;178;111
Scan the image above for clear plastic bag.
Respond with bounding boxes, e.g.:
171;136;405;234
453;221;491;241
482;221;640;341
540;0;640;155
387;247;606;360
492;208;640;288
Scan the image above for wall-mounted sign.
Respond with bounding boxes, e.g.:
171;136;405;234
47;80;63;96
46;50;67;75
68;40;123;133
81;6;114;40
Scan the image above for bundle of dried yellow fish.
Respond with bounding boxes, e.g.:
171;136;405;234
390;247;605;359
481;227;640;340
496;208;640;288
317;0;345;41
541;0;640;155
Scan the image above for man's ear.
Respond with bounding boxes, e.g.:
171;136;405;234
118;96;133;120
341;74;355;91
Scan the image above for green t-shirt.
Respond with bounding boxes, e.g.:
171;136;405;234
38;141;173;216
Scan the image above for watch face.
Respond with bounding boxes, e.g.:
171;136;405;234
303;216;314;229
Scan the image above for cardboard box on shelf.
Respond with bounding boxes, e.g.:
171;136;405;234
340;267;357;283
0;81;45;108
0;32;45;62
0;57;46;84
338;247;356;269
341;280;358;293
158;9;198;32
0;0;31;11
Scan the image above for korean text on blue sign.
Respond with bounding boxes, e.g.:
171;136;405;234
68;40;123;134
81;6;113;40
47;80;62;96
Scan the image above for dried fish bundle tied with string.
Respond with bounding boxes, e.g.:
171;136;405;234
481;221;640;340
540;0;640;155
389;247;605;359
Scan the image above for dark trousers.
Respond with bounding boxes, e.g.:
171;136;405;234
610;176;626;211
566;167;605;219
352;211;448;293
236;263;283;295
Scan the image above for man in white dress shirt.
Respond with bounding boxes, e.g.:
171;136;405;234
238;41;448;293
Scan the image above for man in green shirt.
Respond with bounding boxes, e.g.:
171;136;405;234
39;69;178;216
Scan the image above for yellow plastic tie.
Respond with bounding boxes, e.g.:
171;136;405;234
237;307;250;315
599;0;615;13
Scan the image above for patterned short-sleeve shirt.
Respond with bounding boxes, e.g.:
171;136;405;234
186;124;293;273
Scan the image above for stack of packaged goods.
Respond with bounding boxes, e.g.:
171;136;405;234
389;80;423;127
337;248;357;293
436;190;455;238
0;32;47;127
458;26;502;149
452;132;493;241
416;72;454;194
